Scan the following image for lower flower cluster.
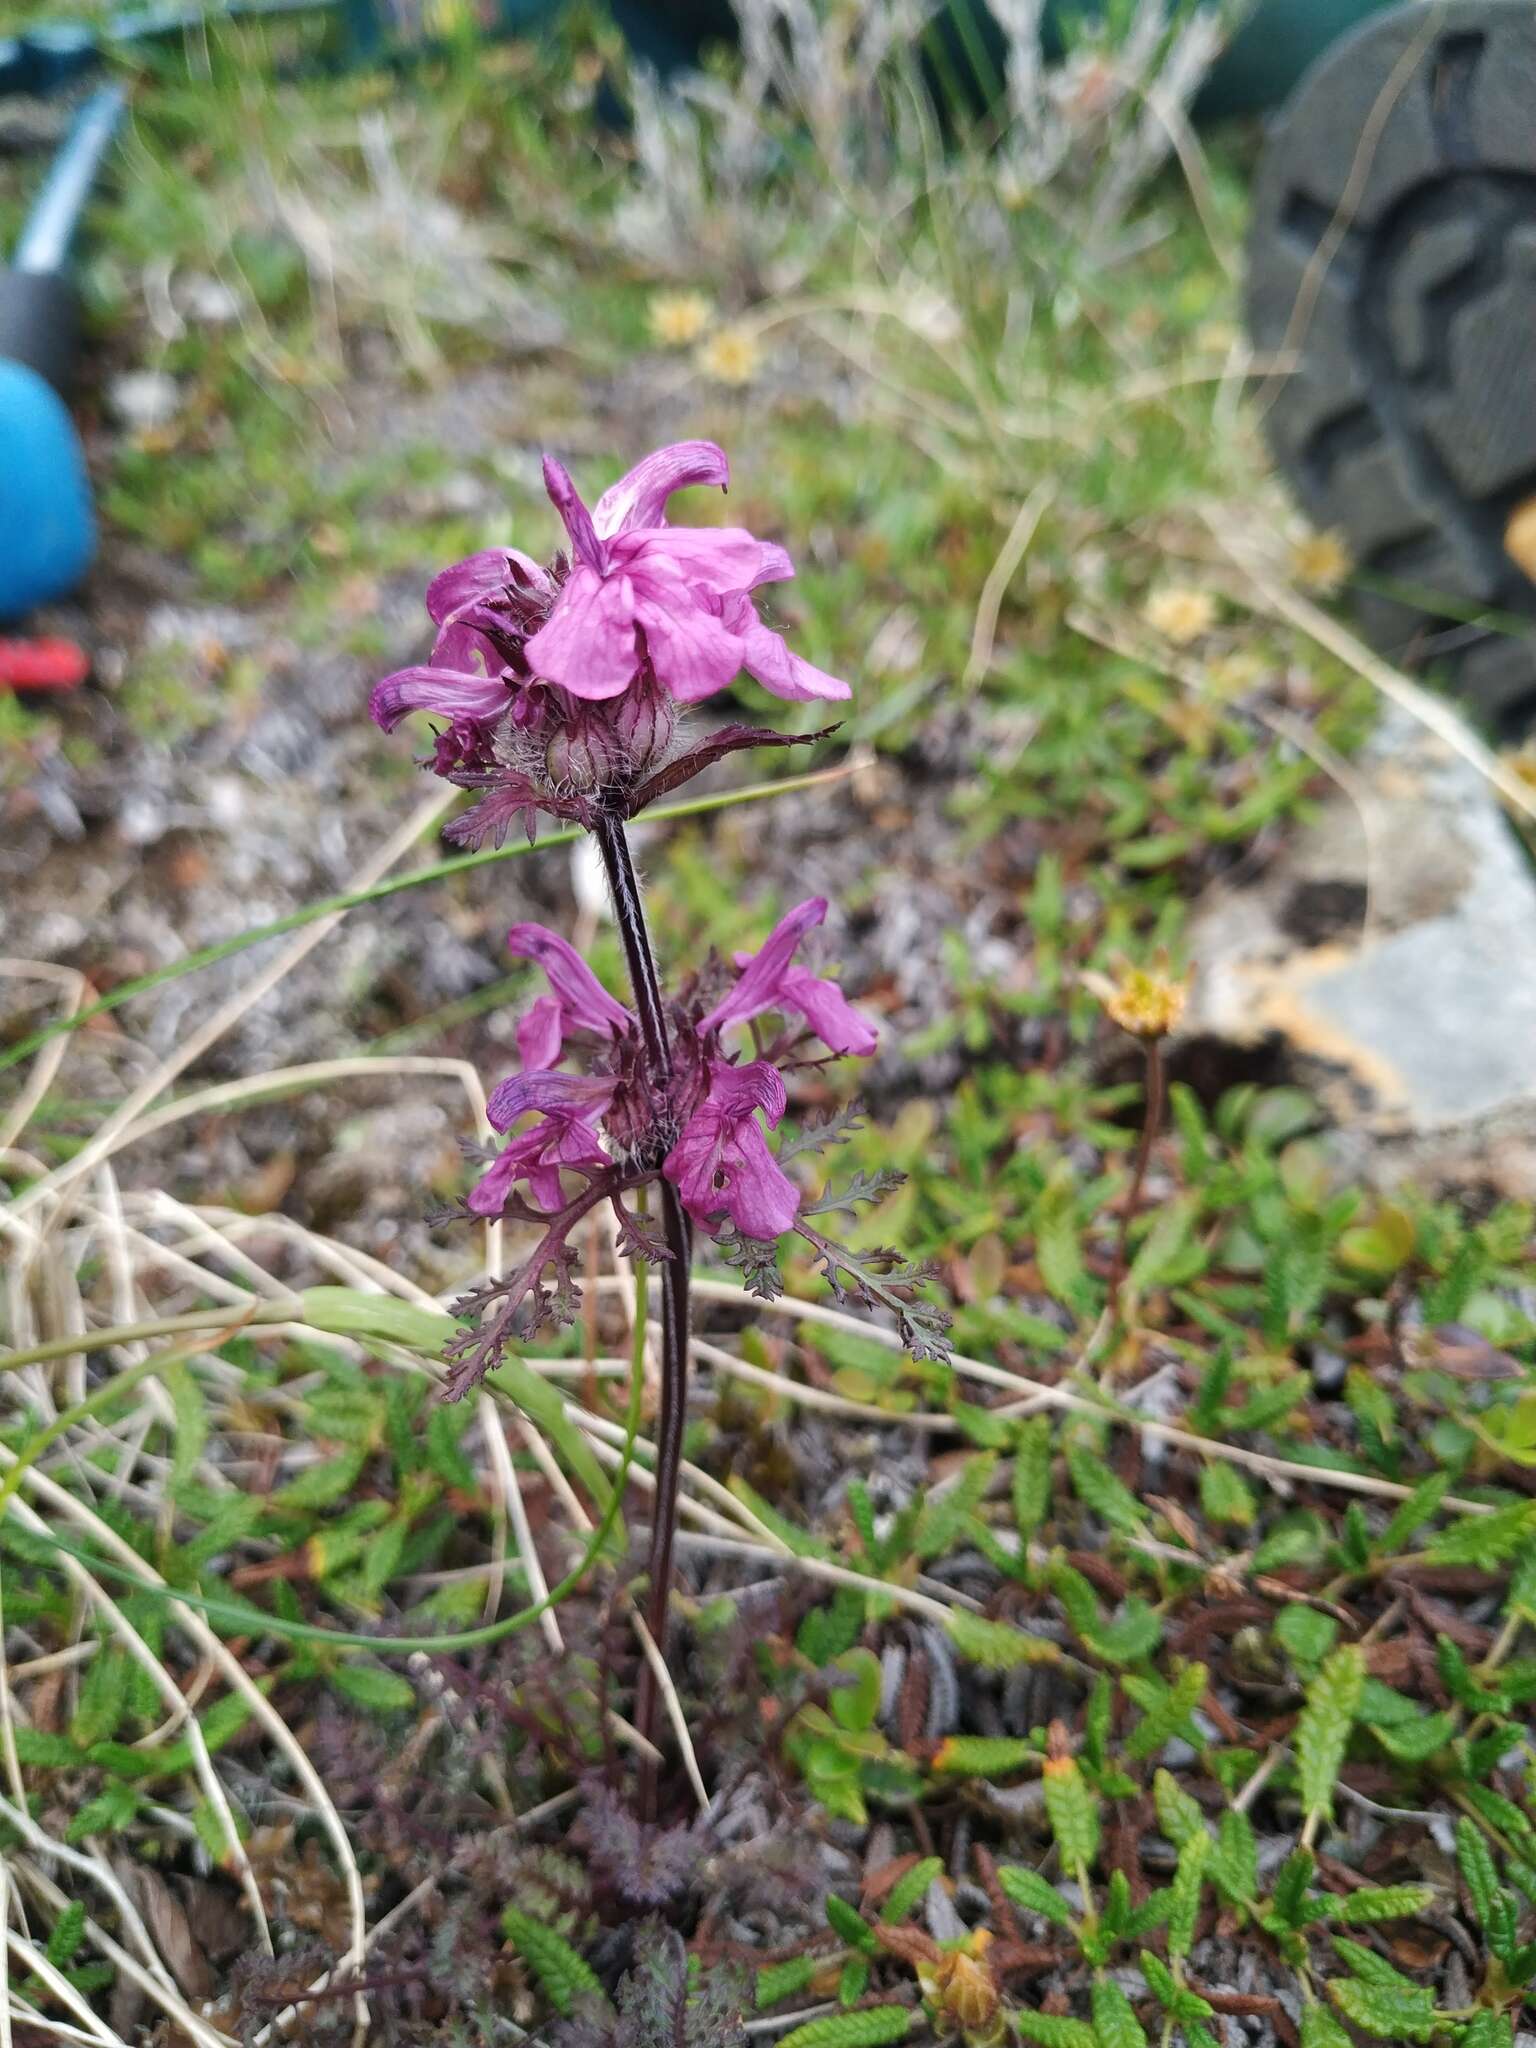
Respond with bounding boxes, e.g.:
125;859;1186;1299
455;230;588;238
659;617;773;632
442;898;947;1397
471;896;872;1234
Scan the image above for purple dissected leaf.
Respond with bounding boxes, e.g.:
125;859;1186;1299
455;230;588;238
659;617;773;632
627;722;839;813
611;1194;674;1267
791;1219;952;1363
712;1225;785;1301
573;1780;704;1906
442;782;545;850
796;1168;908;1217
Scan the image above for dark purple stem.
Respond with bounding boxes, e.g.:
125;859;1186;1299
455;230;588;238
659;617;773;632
1113;1035;1165;1288
592;809;691;1820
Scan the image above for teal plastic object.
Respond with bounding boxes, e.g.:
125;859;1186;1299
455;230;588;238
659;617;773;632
0;360;95;621
1194;0;1402;117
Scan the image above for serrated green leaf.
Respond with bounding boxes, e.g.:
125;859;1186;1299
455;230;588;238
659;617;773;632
1013;2016;1097;2048
1090;1976;1148;2048
1326;1975;1435;2042
1066;1442;1146;1534
1043;1755;1100;1872
1299;2007;1353;2048
1427;1500;1536;1569
1379;1472;1450;1555
1169;1828;1209;1958
932;1734;1036;1776
825;1892;877;1954
502;1908;605;2018
1198;1460;1257;1527
1012;1415;1053;1539
1370;1711;1456;1763
1211;1807;1258;1905
1457;1818;1499;1928
328;1661;416;1714
757;1956;820;2009
997;1863;1075;1929
43;1900;87;1969
1296;1645;1364;1826
1126;1661;1208;1762
778;2009;911;2048
1152;1767;1205;1849
1274;1606;1338;1667
69;1643;131;1749
164;1360;209;1497
880;1856;944;1924
1330;1885;1434;1925
1035;1166;1090;1312
946;1608;1059;1669
65;1778;140;1844
1086;1597;1163;1667
913;1453;997;1559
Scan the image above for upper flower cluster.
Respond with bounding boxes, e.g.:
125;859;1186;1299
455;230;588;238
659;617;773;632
369;442;848;845
469;897;877;1243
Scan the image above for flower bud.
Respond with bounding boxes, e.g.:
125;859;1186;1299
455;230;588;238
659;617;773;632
607;675;677;778
543;713;619;794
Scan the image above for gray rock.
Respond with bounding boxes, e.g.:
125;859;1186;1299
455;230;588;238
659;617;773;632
1184;700;1536;1190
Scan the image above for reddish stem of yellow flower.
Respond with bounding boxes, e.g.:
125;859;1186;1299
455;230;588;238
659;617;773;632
1113;1035;1165;1290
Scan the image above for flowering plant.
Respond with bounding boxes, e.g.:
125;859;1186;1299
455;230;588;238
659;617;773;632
373;440;946;1808
370;441;846;847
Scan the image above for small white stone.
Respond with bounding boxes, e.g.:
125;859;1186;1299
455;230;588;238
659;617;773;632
107;369;180;431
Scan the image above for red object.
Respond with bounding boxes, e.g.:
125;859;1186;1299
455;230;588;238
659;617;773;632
0;638;89;691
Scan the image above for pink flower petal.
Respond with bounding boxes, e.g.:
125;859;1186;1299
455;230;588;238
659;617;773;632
426;548;547;626
525;568;642;699
739;615;851;702
485;1068;617;1135
591;440;730;538
662;1059;799;1238
506;925;633;1038
467;1144;527;1217
368;665;513;732
781;965;879;1057
612;527;789;598
701;899;827;1034
515;994;564;1071
541;456;605;569
635;589;747;704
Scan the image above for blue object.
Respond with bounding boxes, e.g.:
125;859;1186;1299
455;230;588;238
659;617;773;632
0;360;95;620
14;85;127;278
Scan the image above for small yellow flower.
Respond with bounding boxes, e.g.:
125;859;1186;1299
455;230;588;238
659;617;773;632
1143;584;1218;645
1206;650;1266;700
1505;495;1536;580
1082;953;1189;1040
695;324;763;386
647;290;713;347
1290;528;1352;594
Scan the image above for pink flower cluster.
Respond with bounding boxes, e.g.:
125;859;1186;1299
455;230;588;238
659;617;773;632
369;442;848;842
469;899;877;1241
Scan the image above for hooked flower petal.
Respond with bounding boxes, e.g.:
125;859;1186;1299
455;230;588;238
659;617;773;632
590;440;730;538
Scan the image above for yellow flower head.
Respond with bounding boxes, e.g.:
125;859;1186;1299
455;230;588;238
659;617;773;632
696;324;763;387
647;291;713;347
1143;584;1217;645
1083;953;1189;1040
1289;528;1352;594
